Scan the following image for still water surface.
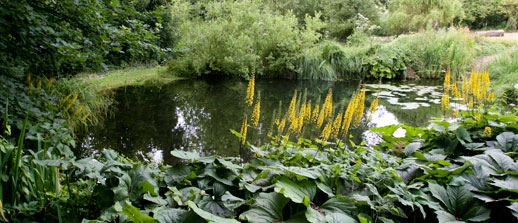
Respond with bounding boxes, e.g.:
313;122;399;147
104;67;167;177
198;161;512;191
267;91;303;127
78;79;443;163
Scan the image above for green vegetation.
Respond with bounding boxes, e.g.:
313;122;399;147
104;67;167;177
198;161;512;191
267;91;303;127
488;49;518;94
0;0;177;77
382;0;465;35
3;76;518;221
168;0;324;79
80;66;184;92
3;0;518;222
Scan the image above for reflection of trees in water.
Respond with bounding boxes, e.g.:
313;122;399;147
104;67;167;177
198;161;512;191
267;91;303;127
77;79;443;164
77;86;184;162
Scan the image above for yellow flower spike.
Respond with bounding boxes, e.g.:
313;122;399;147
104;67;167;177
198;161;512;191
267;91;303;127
48;78;54;88
342;93;358;134
297;113;304;134
70;93;79;104
37;80;42;88
353;90;365;128
240;115;248;145
73;105;84;115
311;103;319;123
488;92;495;103
274;118;280;126
443;70;451;92
441;93;450;111
28;81;33;94
305;100;312;122
300;102;306;122
287;91;297;123
278;118;286;134
316;106;326;128
469;99;474;109
451;82;457;97
454;109;459;117
331;113;343;139
63;94;71;103
288;116;298;134
367;96;379;121
245;76;255;106
65;102;73;112
368;97;379;114
26;74;31;85
251;94;261;127
320;122;332;142
323;89;333;119
462;77;469;103
475;114;482;121
483;126;492;136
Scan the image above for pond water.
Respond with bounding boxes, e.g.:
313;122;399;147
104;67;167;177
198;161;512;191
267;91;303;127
77;79;443;163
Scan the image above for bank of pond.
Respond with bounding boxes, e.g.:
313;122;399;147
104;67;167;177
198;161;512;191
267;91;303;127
1;74;518;222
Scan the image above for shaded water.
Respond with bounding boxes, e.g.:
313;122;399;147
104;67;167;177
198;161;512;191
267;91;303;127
77;79;443;163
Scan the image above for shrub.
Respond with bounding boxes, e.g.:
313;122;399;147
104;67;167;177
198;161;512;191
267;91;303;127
462;0;508;29
381;0;465;34
0;0;177;77
266;0;381;41
168;0;324;79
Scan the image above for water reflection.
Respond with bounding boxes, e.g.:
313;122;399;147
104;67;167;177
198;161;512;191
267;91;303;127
77;79;443;163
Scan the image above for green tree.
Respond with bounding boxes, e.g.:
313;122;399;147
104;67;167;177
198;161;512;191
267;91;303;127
0;0;176;78
382;0;465;34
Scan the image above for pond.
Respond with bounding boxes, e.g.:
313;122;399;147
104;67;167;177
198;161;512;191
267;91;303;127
77;79;444;164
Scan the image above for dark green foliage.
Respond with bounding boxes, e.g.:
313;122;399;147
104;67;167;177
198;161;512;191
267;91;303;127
381;0;465;35
0;0;176;77
167;0;324;79
267;0;381;41
462;0;508;30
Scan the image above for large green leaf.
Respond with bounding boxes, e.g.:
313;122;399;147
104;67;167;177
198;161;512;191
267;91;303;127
435;210;463;223
487;132;518;153
404;142;422;156
491;176;518;193
274;177;316;204
456;127;472;144
186;201;239;223
240;192;289;223
309;196;357;223
199;196;234;218
508;202;518;220
121;201;159;223
428;183;490;222
280;166;321;180
325;212;357;223
171;150;216;163
153;208;195;223
221;191;246;211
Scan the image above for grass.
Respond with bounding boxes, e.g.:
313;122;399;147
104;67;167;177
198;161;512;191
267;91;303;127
78;66;186;92
488;48;518;93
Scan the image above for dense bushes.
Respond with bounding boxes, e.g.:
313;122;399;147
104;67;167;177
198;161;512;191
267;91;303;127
167;0;324;79
0;0;177;77
266;0;381;41
381;0;465;35
462;0;508;29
